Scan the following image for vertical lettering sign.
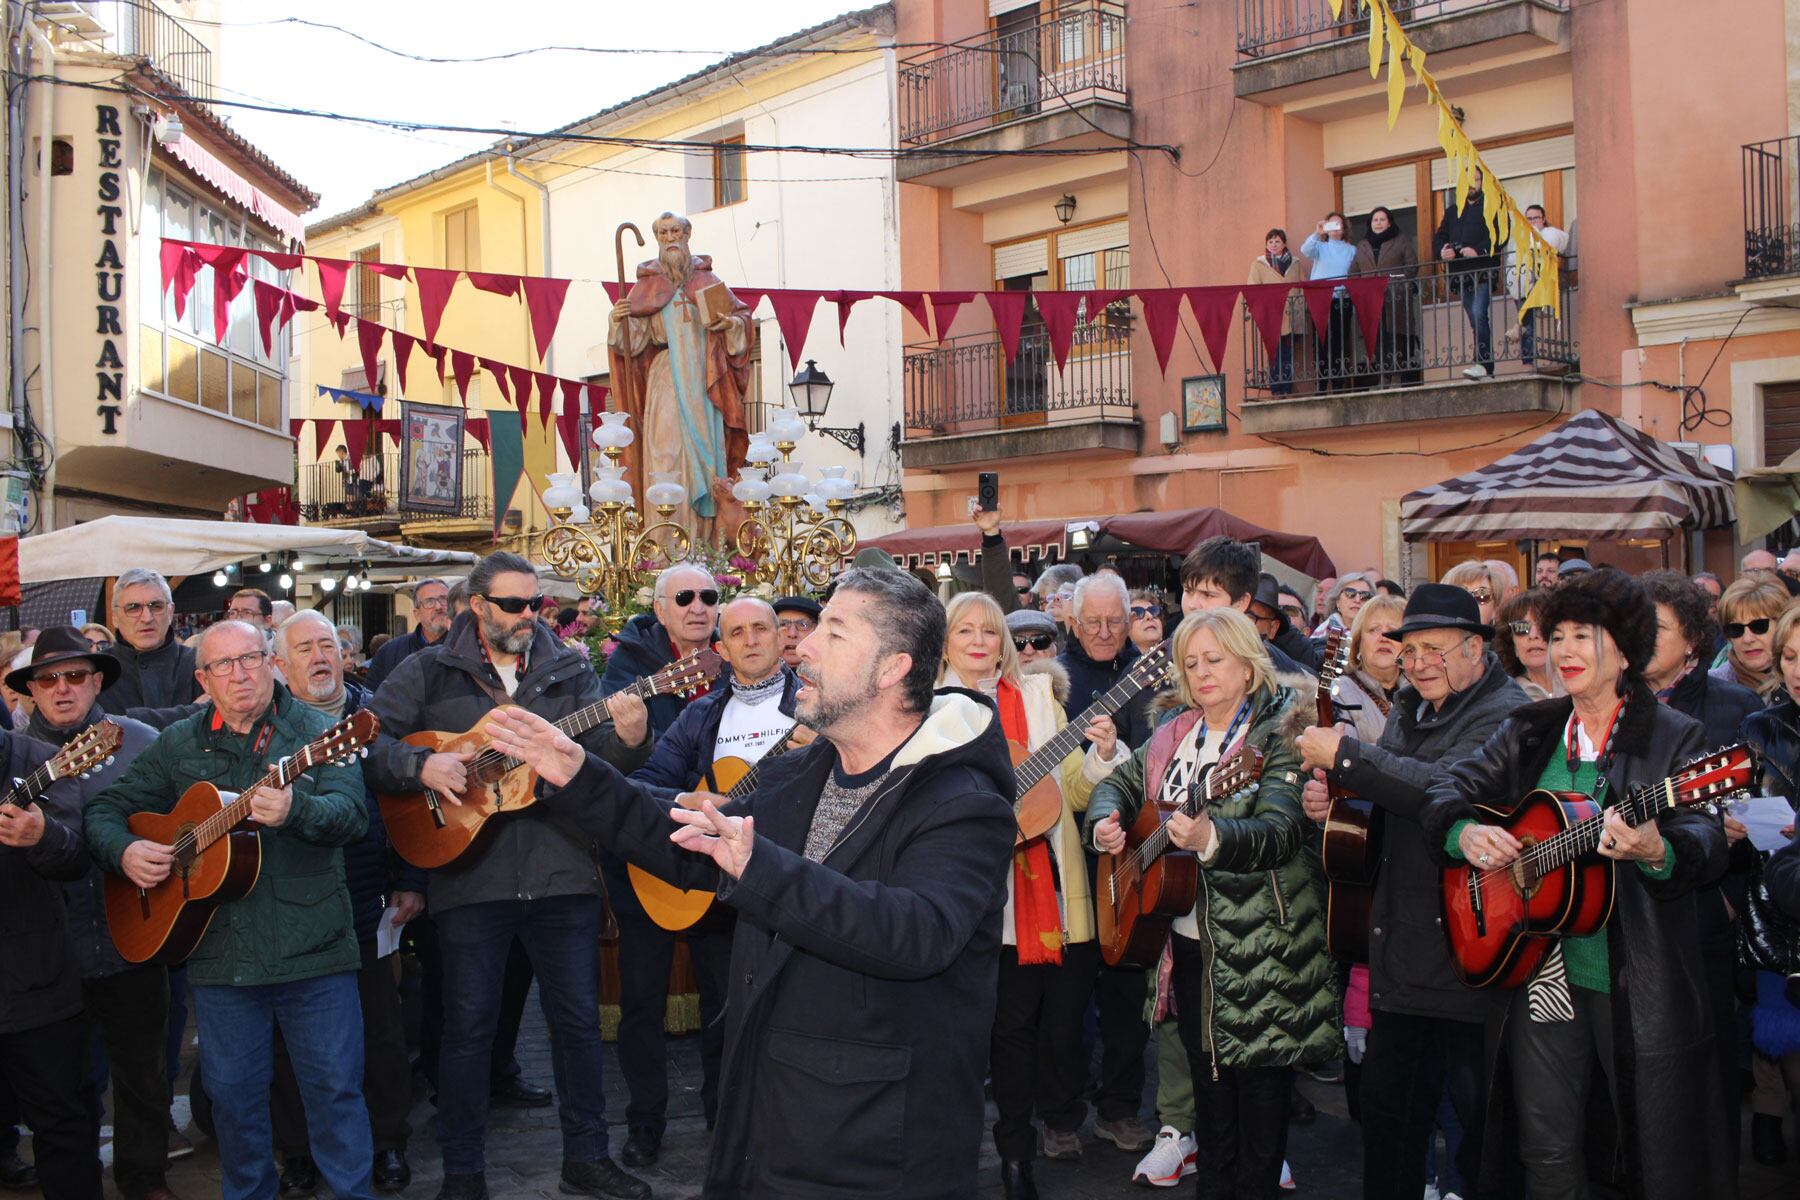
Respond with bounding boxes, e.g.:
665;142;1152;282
95;105;124;435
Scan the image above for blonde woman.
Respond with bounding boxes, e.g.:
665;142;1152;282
1712;575;1793;697
937;591;1129;1188
1330;594;1406;745
1441;560;1501;628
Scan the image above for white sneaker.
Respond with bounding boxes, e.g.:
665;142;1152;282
1280;1159;1297;1190
1462;365;1489;380
1424;1185;1442;1200
1131;1125;1197;1187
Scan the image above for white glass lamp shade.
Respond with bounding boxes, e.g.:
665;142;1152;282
744;434;778;466
543;472;582;510
567;502;591;524
769;462;808;499
766;409;808;444
644;472;687;509
732;467;773;505
320;576;338;592
802;493;829;519
589;466;634;506
591;411;635;450
814;465;857;502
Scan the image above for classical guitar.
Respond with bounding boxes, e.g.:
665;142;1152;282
1011;643;1171;846
104;711;381;966
1097;743;1265;969
628;722;805;932
380;648;720;869
1441;743;1754;989
1316;627;1383;963
2;720;124;813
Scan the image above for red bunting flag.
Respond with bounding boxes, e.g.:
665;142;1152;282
734;288;766;316
930;292;975;345
826;290;874;345
313;418;337;460
522;277;572;363
250;247;304;272
536;374;559;429
356;320;386;395
467;418;491;452
555;384;584;463
213;255;250;346
451;351;476;404
1136;289;1185;375
365;262;407;282
480;357;512;406
983;292;1029;366
391;332;417;391
765;290;820;370
467;273;521;299
879;291;933;339
160;242;200;320
1183;287;1240;372
1345;275;1389;359
601;280;623;305
1299;281;1337;349
507;365;536;431
1033;291;1085;370
411;267;460;346
314;258;351;319
252;280;291;357
587;383;608;413
341;415;369;469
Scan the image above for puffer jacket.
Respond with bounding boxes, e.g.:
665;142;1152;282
31;705;159;979
1743;689;1800;799
1085;679;1339;1072
1420;687;1730;1200
86;688;369;988
0;731;88;1033
601;613;715;738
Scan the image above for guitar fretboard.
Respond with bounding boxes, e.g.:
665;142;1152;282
0;758;59;811
725;724;802;800
1523;778;1678;876
481;663;697;777
178;745;319;859
1127;755;1247;872
1017;645;1169;791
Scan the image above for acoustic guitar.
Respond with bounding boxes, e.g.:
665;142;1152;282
380;648;720;869
1097;744;1265;969
627;722;804;932
2;720;124;815
1010;643;1171;846
1441;743;1754;988
104;711;381;966
1316;627;1383;962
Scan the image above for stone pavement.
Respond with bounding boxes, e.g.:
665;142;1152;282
24;983;1800;1199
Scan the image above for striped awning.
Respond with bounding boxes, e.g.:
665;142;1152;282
1400;410;1736;543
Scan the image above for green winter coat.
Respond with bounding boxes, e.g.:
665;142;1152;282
1085;681;1340;1073
86;688;367;988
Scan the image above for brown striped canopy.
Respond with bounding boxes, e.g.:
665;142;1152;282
1400;410;1736;542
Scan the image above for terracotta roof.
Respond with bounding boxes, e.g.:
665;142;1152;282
135;63;319;212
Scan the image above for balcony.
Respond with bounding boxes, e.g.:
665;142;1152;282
1233;0;1569;107
297;449;493;533
1238;258;1578;436
58;0;216;102
895;2;1129;187
1744;135;1800;281
901;321;1138;469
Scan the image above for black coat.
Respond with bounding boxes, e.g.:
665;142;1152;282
1433;191;1501;279
1421;689;1730;1200
542;690;1017;1199
330;680;426;943
1743;690;1800;800
1056;638;1156;751
365;625;444;693
1666;667;1764;954
600;613;713;738
365;612;648;914
630;668;800;799
1330;654;1527;1023
1270;617;1323;673
0;731;89;1034
100;630;201;728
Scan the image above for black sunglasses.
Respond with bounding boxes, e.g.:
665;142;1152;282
481;593;547;615
1725;617;1773;639
1013;634;1057;652
672;588;720;608
1130;604;1162;618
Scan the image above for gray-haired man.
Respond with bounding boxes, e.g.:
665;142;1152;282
365;579;452;692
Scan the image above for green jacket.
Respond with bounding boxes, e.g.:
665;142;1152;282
1085;682;1340;1073
86;689;367;987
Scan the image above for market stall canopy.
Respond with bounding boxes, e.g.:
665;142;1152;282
861;507;1336;579
1733;448;1800;543
19;517;475;584
1400;410;1736;543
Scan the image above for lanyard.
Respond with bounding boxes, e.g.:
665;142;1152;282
1565;696;1624;782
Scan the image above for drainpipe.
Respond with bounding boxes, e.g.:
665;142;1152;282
484;160;531;365
23;15;56;531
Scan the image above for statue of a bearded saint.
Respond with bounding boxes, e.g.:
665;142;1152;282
607;212;753;537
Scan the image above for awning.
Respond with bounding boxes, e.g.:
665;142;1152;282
165;130;308;244
862;506;1337;579
1734;448;1800;542
20;517;475;584
1400;410;1736;543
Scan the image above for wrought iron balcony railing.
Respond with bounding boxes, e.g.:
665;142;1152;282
1744;135;1800;279
297;448;492;526
1236;0;1566;59
904;320;1133;436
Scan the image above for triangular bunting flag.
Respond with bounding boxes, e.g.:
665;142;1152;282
467;418;491;452
536;374;559;430
826;290;874;345
765;289;820;370
930;292;976;344
1299;281;1337;348
1345;275;1389;359
341;415;370;469
555;385;584;464
1137;289;1185;375
392;332;416;392
507;365;536;432
1033;291;1084;370
314;258;351;319
250;248;303;272
365;261;407;281
213;257;250;345
160;242;200;320
480;358;513;407
313;418;337;460
521;277;572;363
1239;283;1291;362
252;280;286;357
411;267;460;346
451;351;476;404
733;288;766;315
467;273;521;299
601;280;623;305
356;319;386;395
1184;287;1241;371
879;291;933;338
983;292;1030;366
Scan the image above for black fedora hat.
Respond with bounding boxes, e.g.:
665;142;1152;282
1383;583;1494;642
7;625;121;693
772;595;821;621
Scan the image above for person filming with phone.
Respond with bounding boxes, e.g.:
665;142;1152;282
1302;212;1359;392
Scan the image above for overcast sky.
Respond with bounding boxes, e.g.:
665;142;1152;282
210;0;860;220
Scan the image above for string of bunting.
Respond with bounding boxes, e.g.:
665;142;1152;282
1330;0;1560;315
159;236;1391;377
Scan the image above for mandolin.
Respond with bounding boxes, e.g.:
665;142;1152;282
3;720;124;812
628;722;805;932
104;711;381;966
1009;644;1171;846
1441;744;1754;988
1096;743;1265;969
1316;627;1383;962
380;648;720;869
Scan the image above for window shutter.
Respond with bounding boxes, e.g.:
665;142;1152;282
1055;219;1129;260
994;238;1049;280
1431;135;1575;191
1341;163;1418;215
1764;381;1800;466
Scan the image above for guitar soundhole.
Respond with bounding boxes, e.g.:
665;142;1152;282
171;823;199;876
1507;837;1540;899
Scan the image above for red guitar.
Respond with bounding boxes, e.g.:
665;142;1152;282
1441;744;1755;989
1097;744;1265;969
1317;627;1382;962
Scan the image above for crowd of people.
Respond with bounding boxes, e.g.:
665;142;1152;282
2;520;1799;1200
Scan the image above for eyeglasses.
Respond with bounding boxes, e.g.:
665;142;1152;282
1397;635;1474;669
119;600;168;617
1340;587;1374;602
30;667;96;688
1013;634;1057;652
1016;584;1033;595
670;588;720;609
1130;604;1162;619
1508;620;1541;638
777;618;816;634
480;594;547;615
1725;617;1774;639
225;606;266;620
201;650;270;678
415;596;450;611
1466;588;1494;604
1080;616;1127;634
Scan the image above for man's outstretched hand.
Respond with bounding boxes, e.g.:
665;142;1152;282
485;706;586;788
670;796;755;879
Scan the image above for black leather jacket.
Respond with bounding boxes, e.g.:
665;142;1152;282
1743;690;1800;800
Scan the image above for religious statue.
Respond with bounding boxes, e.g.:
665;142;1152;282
607;212;754;541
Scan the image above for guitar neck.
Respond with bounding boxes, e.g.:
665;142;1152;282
726;724;801;801
0;759;57;810
1134;764;1231;867
188;751;311;856
1533;779;1666;872
1018;651;1163;790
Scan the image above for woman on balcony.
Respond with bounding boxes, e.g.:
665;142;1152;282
1248;229;1308;397
1352;206;1421;387
1302;214;1358;394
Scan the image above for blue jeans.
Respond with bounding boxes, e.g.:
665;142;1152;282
436;894;608;1173
193;973;371;1200
1458;278;1495;374
1270;336;1296;396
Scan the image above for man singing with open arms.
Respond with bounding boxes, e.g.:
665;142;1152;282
483;567;1017;1199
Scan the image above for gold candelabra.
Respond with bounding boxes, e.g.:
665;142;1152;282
541;438;692;634
730;432;859;597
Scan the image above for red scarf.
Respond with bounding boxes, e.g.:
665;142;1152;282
997;679;1062;965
